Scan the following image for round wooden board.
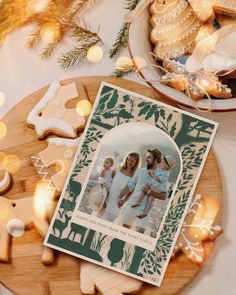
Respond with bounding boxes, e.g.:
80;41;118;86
0;76;222;295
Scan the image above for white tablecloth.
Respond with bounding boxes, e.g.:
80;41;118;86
0;1;236;294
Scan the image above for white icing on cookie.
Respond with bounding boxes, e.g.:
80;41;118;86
47;137;80;148
27;80;83;138
0;170;10;190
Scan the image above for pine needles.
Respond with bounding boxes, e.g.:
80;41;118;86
109;0;141;59
59;25;101;69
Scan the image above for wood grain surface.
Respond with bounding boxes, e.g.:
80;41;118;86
0;76;222;295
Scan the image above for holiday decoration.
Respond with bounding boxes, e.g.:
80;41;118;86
0;0;102;68
173;194;222;263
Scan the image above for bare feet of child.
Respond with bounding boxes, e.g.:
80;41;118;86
137;213;147;219
131;203;140;208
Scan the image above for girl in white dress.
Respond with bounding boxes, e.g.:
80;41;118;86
103;152;140;222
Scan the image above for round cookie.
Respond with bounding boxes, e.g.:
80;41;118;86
0;169;11;194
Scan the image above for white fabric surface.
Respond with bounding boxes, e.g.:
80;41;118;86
0;1;236;294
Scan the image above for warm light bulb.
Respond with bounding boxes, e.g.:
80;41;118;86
116;56;133;70
0;91;5;106
33;182;53;219
40;22;60;44
0;121;7;139
76;100;92;116
3;155;21;174
27;0;51;13
87;46;104;63
7;218;25;237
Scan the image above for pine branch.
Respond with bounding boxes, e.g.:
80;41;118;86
111;68;134;77
111;63;135;77
59;38;99;69
109;0;141;59
109;23;128;59
40;41;58;59
125;0;141;10
26;29;41;48
61;0;97;24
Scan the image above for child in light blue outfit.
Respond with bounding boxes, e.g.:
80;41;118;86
132;155;175;219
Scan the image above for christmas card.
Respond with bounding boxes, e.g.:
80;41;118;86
44;82;218;286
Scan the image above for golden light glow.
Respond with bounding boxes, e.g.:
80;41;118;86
0;121;7;139
76;100;92;116
189;196;220;240
2;155;21;174
7;218;25;237
87;45;104;63
40;22;60;44
27;0;51;13
115;56;133;70
0;152;6;169
0;91;5;106
0;201;9;220
33;182;53;219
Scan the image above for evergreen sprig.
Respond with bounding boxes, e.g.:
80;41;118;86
109;0;141;59
111;63;135;77
109;23;128;59
58;25;101;69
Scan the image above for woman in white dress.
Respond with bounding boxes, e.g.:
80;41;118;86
103;152;140;222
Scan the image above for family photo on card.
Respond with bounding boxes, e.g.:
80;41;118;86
78;123;181;240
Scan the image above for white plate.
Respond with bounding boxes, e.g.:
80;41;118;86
128;9;236;112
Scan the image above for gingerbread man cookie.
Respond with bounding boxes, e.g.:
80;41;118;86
173;194;222;264
80;261;143;295
189;0;236;22
0;169;11;194
27;80;89;139
32;137;80;194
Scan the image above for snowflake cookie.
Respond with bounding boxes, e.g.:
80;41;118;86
173;194;222;264
27;80;89;139
31;137;80;194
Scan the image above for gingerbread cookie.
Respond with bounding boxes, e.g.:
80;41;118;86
173;194;222;264
189;0;236;22
80;261;143;295
0;190;56;264
32;137;80;194
0;169;11;194
27;80;89;139
150;0;202;59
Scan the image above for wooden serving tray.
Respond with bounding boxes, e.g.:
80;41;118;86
0;76;222;295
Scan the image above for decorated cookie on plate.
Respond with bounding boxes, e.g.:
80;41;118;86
27;80;90;139
189;0;236;22
32;137;80;194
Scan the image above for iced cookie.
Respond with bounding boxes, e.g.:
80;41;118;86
0;187;55;264
0;169;11;194
32;137;80;193
189;0;236;22
150;0;202;59
173;194;222;264
27;80;89;139
80;261;143;295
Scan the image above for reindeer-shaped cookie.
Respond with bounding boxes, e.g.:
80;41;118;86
189;0;236;21
0;192;55;264
32;137;80;193
27;81;89;139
